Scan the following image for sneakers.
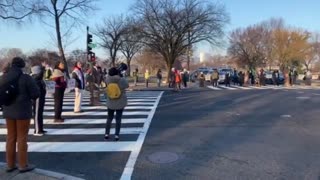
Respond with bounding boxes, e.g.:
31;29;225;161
6;166;17;173
104;135;109;140
74;110;84;113
19;164;36;173
33;133;44;136
114;135;120;141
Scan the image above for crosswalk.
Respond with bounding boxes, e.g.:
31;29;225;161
0;91;163;179
207;85;320;91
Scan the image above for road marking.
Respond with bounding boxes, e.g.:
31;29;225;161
0;111;150;116
43;106;153;110
0;118;147;125
280;115;292;118
207;86;222;90
0;142;136;152
44;102;155;106
0;128;142;135
296;96;311;100
120;91;164;180
45;99;157;102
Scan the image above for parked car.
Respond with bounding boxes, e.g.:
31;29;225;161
218;68;233;84
265;71;285;85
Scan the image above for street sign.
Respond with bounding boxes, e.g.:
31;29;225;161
88;43;97;48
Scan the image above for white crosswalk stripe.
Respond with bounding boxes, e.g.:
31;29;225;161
207;85;320;91
0;91;163;151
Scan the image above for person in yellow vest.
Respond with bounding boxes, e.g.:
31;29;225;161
145;70;150;88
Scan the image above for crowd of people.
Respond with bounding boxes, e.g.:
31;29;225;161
0;57;129;173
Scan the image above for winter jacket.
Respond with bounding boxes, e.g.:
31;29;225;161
52;68;67;89
72;67;85;89
1;66;40;119
32;69;47;97
105;75;129;110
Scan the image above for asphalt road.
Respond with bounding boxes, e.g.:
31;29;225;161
132;87;320;180
1;87;320;180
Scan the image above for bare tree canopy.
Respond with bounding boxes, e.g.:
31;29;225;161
132;0;229;82
119;18;144;76
0;0;39;21
96;15;129;67
36;0;97;75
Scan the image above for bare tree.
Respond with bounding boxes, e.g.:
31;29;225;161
119;19;144;76
36;0;97;76
304;33;320;71
132;0;229;82
96;15;129;67
0;0;39;21
228;25;267;70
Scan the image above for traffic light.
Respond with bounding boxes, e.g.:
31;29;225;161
87;34;93;54
90;53;96;62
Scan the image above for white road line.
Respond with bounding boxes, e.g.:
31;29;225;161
230;85;251;90
0;111;150;116
207;86;222;90
0;127;142;135
0;118;147;125
45;99;157;102
44;102;155;106
219;86;237;90
43;106;153;110
0;142;136;152
120;91;164;180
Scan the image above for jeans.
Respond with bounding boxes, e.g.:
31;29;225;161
105;109;124;136
6;119;31;168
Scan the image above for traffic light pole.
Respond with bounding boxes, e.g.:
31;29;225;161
87;26;89;62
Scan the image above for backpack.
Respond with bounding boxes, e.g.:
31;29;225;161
0;73;22;106
106;83;121;99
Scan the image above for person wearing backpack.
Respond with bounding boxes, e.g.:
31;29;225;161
0;57;40;173
104;67;129;141
31;65;47;136
51;61;67;123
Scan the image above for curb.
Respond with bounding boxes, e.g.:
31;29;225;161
0;162;85;180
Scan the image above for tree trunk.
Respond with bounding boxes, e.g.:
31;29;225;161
282;67;290;87
187;55;190;70
166;62;173;85
126;58;131;76
54;15;69;77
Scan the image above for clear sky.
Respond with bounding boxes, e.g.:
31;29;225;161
0;0;319;58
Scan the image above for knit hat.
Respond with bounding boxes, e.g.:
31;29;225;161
11;57;26;68
31;65;42;75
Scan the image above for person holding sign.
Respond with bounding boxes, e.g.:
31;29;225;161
72;62;85;113
52;62;67;123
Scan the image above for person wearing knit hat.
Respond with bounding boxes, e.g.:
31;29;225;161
0;57;40;173
31;65;47;136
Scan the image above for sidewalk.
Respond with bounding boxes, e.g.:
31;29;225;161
0;162;84;180
128;82;197;91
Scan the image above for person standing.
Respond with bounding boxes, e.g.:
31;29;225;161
169;68;175;88
72;61;85;113
211;69;219;87
51;62;67;123
145;69;150;88
31;65;47;136
105;67;129;141
182;69;189;88
199;72;205;87
156;69;162;87
1;57;40;173
133;68;139;86
175;70;182;91
225;73;231;87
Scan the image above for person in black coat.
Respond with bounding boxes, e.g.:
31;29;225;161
31;65;47;136
0;57;40;173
